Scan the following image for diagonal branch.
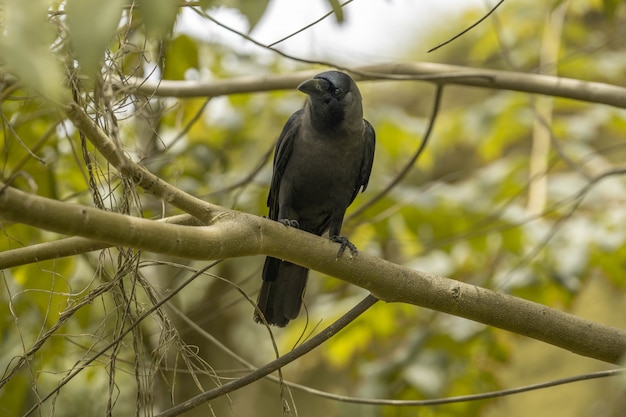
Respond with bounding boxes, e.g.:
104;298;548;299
65;103;221;223
156;295;379;417
427;0;506;53
1;183;625;364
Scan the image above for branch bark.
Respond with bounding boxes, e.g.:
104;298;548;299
0;214;201;269
121;62;626;109
1;183;625;364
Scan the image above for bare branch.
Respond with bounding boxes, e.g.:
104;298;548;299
1;183;625;364
122;62;626;109
275;368;625;407
0;214;201;269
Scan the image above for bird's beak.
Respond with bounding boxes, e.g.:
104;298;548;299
297;78;329;98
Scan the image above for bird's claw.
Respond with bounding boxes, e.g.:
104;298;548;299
279;218;300;228
330;235;358;259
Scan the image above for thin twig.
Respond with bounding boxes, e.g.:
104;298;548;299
156;294;379;417
287;368;625;406
21;260;223;417
193;8;325;67
268;0;355;47
428;0;506;53
66;102;221;223
497;166;626;290
159;97;211;155
1;113;47;165
0;279;117;390
349;84;443;220
168;300;626;407
205;140;274;198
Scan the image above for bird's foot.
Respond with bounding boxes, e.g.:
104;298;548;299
330;235;358;259
279;218;300;228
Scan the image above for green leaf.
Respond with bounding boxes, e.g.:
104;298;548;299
65;0;126;77
198;0;214;9
327;0;344;23
163;35;200;80
0;0;68;102
237;0;271;30
137;0;179;37
208;0;271;31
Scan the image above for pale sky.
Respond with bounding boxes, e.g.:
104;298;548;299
176;0;492;66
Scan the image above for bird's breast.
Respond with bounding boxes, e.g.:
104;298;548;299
282;135;363;207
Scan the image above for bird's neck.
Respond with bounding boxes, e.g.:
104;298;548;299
305;102;363;137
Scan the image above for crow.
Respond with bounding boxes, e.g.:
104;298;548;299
254;71;375;327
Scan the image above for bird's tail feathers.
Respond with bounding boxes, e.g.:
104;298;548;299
254;257;309;327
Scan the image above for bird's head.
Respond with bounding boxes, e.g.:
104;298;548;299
297;71;363;132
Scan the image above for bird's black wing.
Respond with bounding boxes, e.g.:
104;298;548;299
351;119;376;202
259;109;308;326
267;109;304;220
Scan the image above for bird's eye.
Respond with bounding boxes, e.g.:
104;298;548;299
332;88;343;97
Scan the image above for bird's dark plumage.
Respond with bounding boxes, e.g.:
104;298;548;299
254;71;375;327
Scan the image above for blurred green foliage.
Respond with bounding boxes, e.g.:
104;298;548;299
1;0;625;416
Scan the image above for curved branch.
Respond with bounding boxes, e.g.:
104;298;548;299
1;183;625;364
122;62;626;109
349;84;442;220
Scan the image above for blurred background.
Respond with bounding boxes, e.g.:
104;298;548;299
1;0;625;416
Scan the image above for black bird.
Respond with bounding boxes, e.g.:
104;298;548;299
254;71;375;327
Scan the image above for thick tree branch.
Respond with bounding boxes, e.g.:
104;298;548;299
121;62;626;109
0;214;201;269
1;183;625;364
